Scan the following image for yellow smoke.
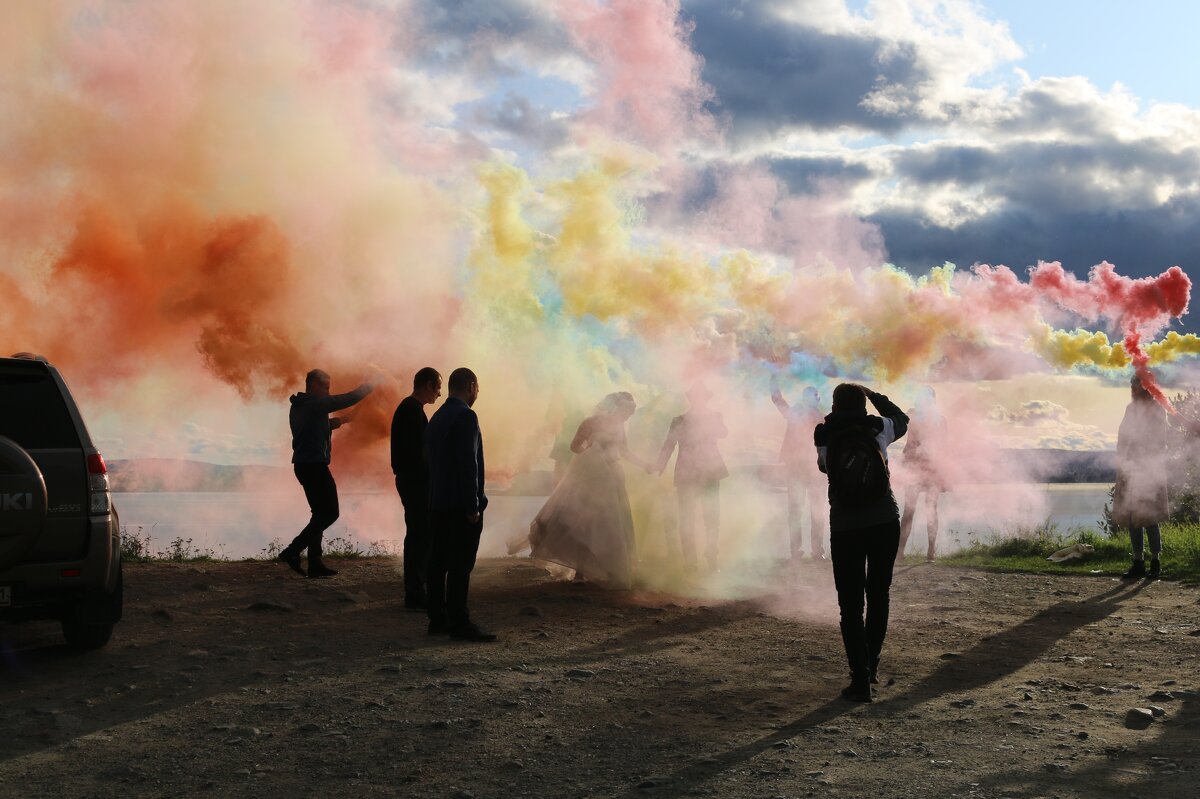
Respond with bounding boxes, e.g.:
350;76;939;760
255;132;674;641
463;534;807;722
1031;325;1130;370
1031;326;1200;370
1145;331;1200;364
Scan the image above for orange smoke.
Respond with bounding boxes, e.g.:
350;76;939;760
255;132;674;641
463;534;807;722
46;201;305;397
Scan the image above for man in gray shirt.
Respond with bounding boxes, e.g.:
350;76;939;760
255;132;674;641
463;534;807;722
279;369;374;578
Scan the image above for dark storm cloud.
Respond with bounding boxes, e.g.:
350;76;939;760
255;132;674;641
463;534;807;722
683;0;928;137
471;93;570;149
872;192;1200;298
893;139;1200;202
883;138;1200;291
410;0;572;74
992;80;1129;137
767;153;875;193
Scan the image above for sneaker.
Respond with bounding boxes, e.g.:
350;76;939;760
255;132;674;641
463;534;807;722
307;563;339;579
1122;560;1146;580
840;679;872;703
277;550;306;577
1147;560;1161;580
427;618;450;636
449;622;497;642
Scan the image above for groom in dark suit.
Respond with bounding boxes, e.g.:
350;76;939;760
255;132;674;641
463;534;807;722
425;367;495;642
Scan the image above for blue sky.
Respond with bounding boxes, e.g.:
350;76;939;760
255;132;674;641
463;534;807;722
995;1;1200;106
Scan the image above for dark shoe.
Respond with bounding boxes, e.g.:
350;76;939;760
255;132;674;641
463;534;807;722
449;622;497;642
868;656;881;685
405;595;428;611
427;618;450;636
308;563;339;579
1147;560;1161;580
1122;560;1146;580
840;678;872;703
277;550;306;577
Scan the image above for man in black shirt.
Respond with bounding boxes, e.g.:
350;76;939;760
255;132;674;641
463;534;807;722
281;369;374;578
426;367;493;642
391;367;442;609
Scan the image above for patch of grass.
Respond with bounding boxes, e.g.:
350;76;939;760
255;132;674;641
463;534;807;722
118;525;220;562
256;534;399;561
322;536;401;559
938;521;1200;583
119;524;155;563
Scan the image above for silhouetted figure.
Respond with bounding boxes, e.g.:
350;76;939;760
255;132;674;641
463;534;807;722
530;392;653;588
1114;376;1170;580
815;383;909;702
898;387;948;563
655;385;729;571
280;369;374;578
425;367;494;641
771;379;827;560
391;367;442;610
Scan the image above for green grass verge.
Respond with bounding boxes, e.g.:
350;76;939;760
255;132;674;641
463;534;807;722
936;523;1200;583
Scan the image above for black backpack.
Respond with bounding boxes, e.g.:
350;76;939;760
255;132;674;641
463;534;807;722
826;422;889;504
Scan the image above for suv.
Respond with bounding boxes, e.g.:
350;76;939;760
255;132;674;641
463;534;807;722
0;354;122;650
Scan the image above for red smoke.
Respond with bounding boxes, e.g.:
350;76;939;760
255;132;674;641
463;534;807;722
979;261;1192;410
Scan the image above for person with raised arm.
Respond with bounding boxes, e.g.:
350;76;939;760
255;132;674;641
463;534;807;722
279;369;374;579
815;384;909;703
771;378;827;561
1114;375;1171;580
655;384;729;572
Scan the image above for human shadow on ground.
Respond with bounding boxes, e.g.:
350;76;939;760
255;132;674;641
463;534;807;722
965;639;1199;797
616;578;1151;798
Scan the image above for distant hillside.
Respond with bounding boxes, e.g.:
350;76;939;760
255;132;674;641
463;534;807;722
109;449;1118;493
108;459;290;493
1004;448;1116;483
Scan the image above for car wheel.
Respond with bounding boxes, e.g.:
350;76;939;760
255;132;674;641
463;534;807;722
0;435;47;572
61;614;115;651
61;566;121;651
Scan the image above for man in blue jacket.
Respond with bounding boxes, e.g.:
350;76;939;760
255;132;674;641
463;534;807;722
425;367;494;642
814;383;908;702
280;369;374;578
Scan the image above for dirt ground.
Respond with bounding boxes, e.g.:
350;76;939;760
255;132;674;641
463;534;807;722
1;557;1197;799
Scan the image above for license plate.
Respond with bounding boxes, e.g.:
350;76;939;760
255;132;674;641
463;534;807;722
0;586;10;607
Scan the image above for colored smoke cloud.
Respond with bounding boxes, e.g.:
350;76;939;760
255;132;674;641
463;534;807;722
1;1;1196;578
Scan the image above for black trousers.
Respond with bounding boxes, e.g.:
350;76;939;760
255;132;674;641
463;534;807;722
830;520;901;680
289;464;339;562
427;510;483;628
397;479;431;601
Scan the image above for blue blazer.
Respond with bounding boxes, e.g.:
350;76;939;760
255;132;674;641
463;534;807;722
426;397;487;513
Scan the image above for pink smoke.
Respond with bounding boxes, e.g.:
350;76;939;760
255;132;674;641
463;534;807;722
977;261;1192;409
557;0;717;149
696;165;886;272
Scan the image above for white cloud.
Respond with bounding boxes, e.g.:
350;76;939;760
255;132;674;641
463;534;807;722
987;399;1116;450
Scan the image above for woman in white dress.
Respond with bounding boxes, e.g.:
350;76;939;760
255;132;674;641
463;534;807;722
529;392;652;588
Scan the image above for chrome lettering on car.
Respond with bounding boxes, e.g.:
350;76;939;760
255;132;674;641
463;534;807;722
1;492;33;511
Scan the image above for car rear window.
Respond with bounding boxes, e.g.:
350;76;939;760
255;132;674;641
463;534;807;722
0;369;81;449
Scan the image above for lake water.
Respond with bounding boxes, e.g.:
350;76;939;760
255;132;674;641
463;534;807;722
112;482;1114;561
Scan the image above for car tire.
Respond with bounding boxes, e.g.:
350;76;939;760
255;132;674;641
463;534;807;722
61;564;122;651
0;435;48;572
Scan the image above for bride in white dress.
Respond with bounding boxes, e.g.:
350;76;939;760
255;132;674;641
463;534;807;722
528;392;652;588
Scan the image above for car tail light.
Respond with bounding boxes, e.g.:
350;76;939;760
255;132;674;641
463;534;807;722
87;453;111;514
